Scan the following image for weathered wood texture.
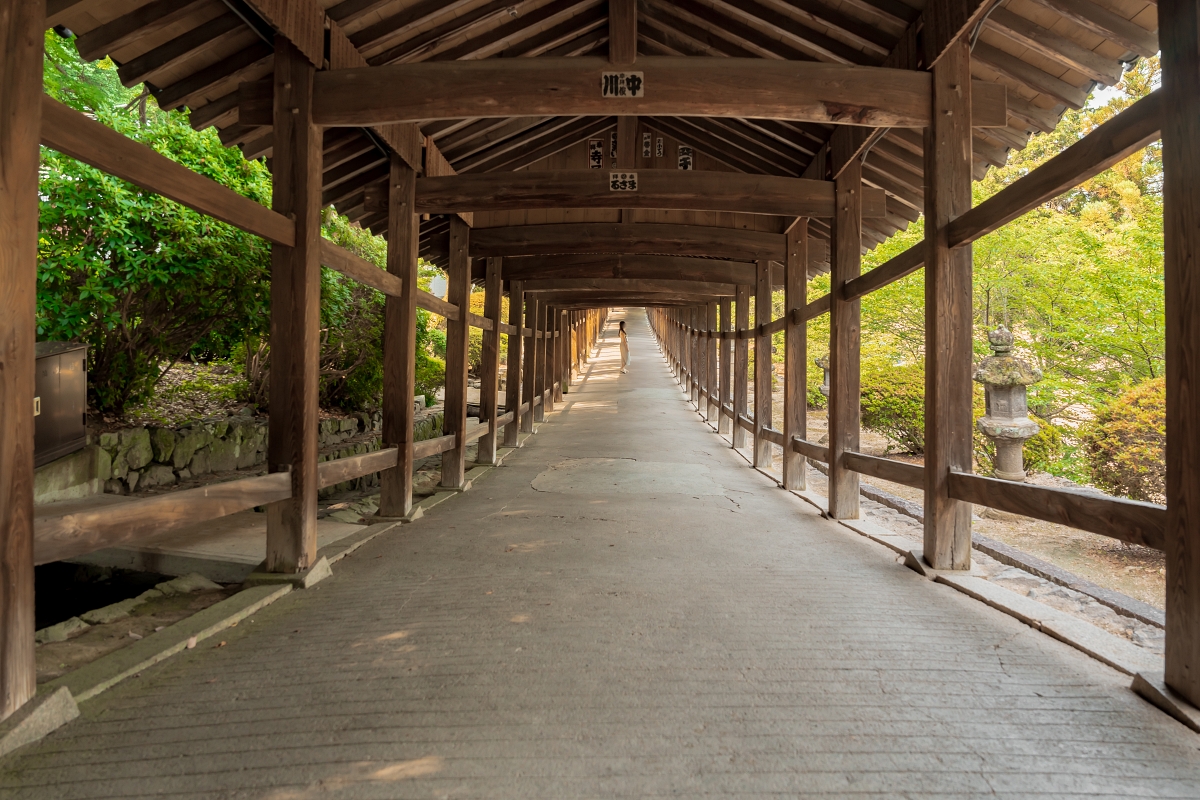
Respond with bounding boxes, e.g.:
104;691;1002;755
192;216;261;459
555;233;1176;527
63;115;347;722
503;282;524;447
844;452;925;489
471;223;785;261
498;254;827;287
441;218;471;488
310;57;1007;129
923;40;974;571
522;296;540;432
265;38;320;574
754;261;773;468
707;302;719;422
379;155;418;518
733;285;750;450
783;220;807;490
609;0;636;64
413;433;456;461
948;472;1165;551
40;96;294;246
719;298;733;435
843;243;924;301
827;159;863;519
416;170;886;217
792;437;831;464
478;258;503;464
1162;0;1200;708
0;0;42;723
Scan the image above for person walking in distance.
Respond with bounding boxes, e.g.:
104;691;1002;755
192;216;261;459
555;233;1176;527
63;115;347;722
619;320;630;374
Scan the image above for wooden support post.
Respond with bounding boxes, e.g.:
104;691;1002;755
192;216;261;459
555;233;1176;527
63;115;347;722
783;219;809;490
1162;0;1200;706
560;310;569;395
707;301;719;423
379;155;418;517
546;306;558;409
0;0;43;722
440;217;471;488
696;304;707;410
525;297;541;428
691;306;702;406
477;257;503;465
733;285;750;449
754;260;773;468
828;161;863;519
504;281;524;445
681;309;691;396
719;298;732;434
535;302;548;421
266;38;321;573
923;39;973;567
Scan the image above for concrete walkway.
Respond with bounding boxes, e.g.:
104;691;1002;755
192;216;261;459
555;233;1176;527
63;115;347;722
4;309;1200;798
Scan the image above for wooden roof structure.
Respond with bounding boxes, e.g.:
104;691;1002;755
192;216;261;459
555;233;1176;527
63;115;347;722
47;0;1158;279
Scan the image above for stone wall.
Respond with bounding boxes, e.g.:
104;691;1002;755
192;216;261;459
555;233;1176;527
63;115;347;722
93;407;445;496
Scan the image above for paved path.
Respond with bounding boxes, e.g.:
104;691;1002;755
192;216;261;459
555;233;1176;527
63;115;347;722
4;309;1200;798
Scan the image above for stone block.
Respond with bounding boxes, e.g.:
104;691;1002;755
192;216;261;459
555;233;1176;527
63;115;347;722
35;616;89;644
173;428;212;470
0;687;78;760
96;446;111;482
156;573;223;596
34;445;104;504
211;420;229;439
120;427;153;470
104;479;124;495
111;450;128;479
140;465;176;489
150;427;176;462
80;597;143;625
125;470;140;492
207;437;240;472
189;448;210;476
98;431;119;450
176;467;191;481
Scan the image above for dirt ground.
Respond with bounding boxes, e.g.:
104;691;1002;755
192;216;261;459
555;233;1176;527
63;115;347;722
765;391;1166;611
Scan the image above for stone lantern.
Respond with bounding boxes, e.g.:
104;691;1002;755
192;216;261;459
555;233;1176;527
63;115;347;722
815;355;830;399
973;326;1043;482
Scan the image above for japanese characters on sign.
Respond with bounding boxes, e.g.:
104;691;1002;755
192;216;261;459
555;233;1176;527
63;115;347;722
610;131;617;166
588;138;603;169
609;172;638;191
601;71;645;98
678;145;694;171
655;136;664;158
642;132;652;159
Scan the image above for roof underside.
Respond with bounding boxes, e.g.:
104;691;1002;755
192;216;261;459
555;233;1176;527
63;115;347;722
52;0;1158;276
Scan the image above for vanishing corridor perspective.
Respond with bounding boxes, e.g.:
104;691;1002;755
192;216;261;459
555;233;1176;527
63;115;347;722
3;310;1199;798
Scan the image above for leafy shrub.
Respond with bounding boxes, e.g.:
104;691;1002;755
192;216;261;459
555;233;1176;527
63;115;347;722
1083;377;1165;502
860;360;925;454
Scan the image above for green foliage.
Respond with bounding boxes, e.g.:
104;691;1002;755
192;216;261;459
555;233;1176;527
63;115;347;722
1083;377;1165;503
859;360;926;454
38;33;272;414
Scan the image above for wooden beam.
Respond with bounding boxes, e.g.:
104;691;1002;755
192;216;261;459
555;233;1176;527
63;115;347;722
923;39;974;570
707;301;720;423
922;0;996;68
0;0;42;723
504;281;524;447
523;278;735;294
471;223;785;261
792;436;830;463
416;170;886;217
719;298;732;434
609;0;637;64
844;452;924;489
782;220;807;491
441;218;471;488
842;242;924;301
477;257;503;465
309;57;1004;129
265;38;321;575
379;154;418;518
499;253;828;285
827;159;862;519
948;91;1164;248
1162;0;1200;709
74;0;206;62
1032;0;1158;59
522;296;540;432
40;97;294;246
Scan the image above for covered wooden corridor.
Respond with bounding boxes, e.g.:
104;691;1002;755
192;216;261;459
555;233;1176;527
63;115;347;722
3;308;1200;797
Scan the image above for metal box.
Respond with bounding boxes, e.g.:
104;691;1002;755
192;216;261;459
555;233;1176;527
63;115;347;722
35;342;88;468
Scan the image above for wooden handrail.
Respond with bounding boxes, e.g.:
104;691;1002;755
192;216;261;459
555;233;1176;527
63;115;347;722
317;447;398;490
947;470;1166;551
842;451;924;489
737;414;755;433
418;290;459;320
791;436;829;463
842;245;923;301
413;433;456;460
760;426;785;446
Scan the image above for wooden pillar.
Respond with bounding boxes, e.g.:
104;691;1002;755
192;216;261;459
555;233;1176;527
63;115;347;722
535;302;548;421
783;219;808;490
1162;0;1200;706
553;309;564;402
923;39;973;566
477;257;503;465
696;304;707;410
719;298;732;434
828;161;863;520
379;155;418;517
440;218;471;488
753;260;773;468
503;281;524;447
543;305;555;413
733;285;750;449
0;0;43;722
691;306;701;406
266;37;321;573
707;301;719;423
524;296;541;428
